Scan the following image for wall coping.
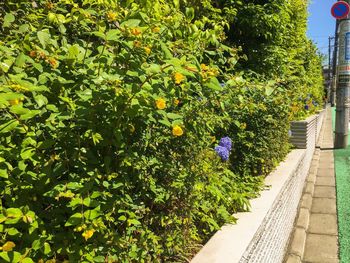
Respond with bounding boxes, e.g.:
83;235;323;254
191;149;306;263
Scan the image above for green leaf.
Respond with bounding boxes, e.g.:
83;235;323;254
0;120;19;133
68;44;80;60
6;208;23;218
0;59;15;73
21;258;34;263
185;8;195;21
160;42;173;59
167;113;183;119
15;53;26;67
37;30;51;48
3;13;15;28
10;105;30;115
20;148;35;160
118;215;126;221
7;227;19;236
65;213;82;226
159;119;171;127
43;242;51;255
20;110;41;120
92;133;103;145
128;219;141;226
84;209;100;220
0;252;21;263
0;169;8;179
265;86;276;96
106;29;120;41
34;95;48;108
120;19;141;28
204;77;222;91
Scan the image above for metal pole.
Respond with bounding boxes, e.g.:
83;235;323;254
334;18;350;149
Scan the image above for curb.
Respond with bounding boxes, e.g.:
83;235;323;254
284;109;329;263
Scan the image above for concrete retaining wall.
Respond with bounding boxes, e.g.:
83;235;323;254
191;110;326;263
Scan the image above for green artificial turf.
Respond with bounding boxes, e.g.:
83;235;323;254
333;107;350;263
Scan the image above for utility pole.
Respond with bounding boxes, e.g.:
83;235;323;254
334;16;350;148
331;20;339;107
328;36;333;102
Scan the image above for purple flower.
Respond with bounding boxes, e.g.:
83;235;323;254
215;146;230;161
304;105;309;110
219;136;232;151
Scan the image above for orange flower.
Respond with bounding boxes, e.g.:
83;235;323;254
131;28;142;36
172;125;184;136
174;72;185;84
48;58;58;69
1;241;15;252
152;26;161;33
29;50;37;58
155;98;166;110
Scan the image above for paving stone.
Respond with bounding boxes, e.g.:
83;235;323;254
317;168;335;177
300;193;313;209
316;176;335;186
314;186;336;198
307;172;317;184
296;208;310;229
304;182;314;195
285;254;301;263
303;234;338;263
289;228;306;257
318;161;334;169
308;214;338;235
311;198;337;214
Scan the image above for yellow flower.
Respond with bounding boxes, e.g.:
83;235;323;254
144;47;151;55
9;99;20;106
172;125;184;137
131;28;142;36
1;241;15;252
174;98;180;106
155;98;166;110
82;229;95;241
200;63;209;71
174;72;185;84
152;26;161;33
133;40;141;48
106;11;117;21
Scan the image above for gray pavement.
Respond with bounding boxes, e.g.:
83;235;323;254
285;107;339;263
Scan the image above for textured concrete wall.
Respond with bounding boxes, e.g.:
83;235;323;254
191;110;326;263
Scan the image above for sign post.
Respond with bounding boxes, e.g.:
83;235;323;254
332;1;350;148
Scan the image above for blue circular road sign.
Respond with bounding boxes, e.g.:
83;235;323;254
331;1;350;19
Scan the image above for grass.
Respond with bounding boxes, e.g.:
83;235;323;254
333;107;350;263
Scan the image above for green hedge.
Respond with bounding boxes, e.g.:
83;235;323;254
0;0;323;262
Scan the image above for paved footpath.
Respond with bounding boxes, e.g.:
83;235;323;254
285;107;339;263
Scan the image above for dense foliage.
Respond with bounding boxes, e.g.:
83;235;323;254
0;0;323;262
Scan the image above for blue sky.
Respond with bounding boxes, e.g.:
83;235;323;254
307;0;336;56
